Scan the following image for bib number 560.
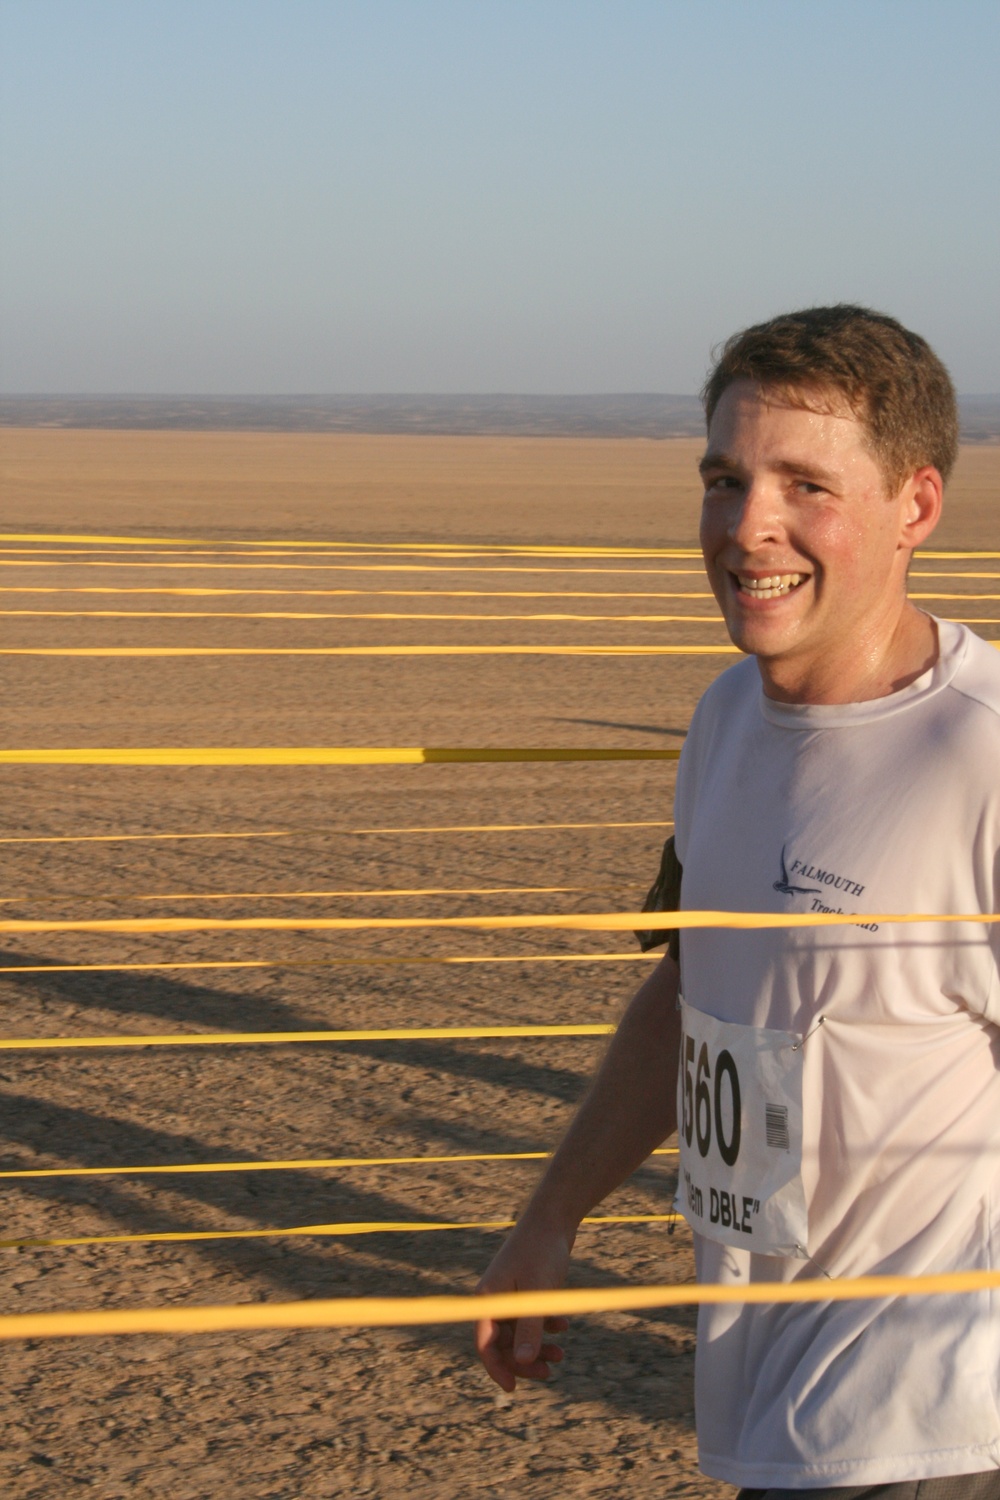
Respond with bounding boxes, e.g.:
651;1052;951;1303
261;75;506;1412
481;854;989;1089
681;1032;741;1167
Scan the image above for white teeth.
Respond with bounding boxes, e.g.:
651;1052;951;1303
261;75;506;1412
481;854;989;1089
737;572;804;600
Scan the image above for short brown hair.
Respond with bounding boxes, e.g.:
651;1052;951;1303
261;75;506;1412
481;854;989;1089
702;304;959;488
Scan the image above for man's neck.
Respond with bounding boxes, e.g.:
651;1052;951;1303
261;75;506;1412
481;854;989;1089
758;605;939;706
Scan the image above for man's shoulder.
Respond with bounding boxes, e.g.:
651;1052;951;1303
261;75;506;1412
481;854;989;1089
692;653;759;720
947;627;1000;725
678;656;759;780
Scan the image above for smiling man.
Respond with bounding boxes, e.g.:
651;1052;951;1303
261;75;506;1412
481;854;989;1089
475;306;1000;1498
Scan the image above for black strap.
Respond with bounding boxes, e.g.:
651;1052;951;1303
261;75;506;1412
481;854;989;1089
634;835;682;960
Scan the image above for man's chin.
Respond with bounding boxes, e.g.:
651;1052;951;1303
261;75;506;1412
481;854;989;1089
723;619;804;662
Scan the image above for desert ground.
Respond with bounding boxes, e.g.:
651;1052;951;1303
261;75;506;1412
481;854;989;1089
0;429;996;1498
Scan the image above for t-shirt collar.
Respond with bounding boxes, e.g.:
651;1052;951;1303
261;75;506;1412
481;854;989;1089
758;616;967;729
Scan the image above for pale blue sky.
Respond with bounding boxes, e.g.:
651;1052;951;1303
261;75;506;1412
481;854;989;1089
1;0;998;393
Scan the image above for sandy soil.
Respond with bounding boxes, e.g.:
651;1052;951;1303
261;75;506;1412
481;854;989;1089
0;431;995;1498
2;427;997;547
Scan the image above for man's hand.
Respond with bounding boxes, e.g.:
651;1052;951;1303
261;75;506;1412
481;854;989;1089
473;955;681;1393
474;1217;573;1392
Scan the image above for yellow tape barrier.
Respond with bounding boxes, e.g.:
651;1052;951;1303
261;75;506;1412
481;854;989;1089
0;953;659;975
0;540;704;564
3;555;995;576
1;609;729;622
4;611;1000;624
0;882;641;908
0;1023;612;1052
2;548;699;563
1;532;996;559
3;584;997;597
11;555;995;570
2;548;697;562
4;608;999;624
0;562;715;575
0;1146;679;1182
0;1270;998;1343
0;908;994;937
0;746;683;766
0;1213;675;1254
0;645;739;657
7;642;998;657
0;586;714;597
0;817;673;845
4;559;998;578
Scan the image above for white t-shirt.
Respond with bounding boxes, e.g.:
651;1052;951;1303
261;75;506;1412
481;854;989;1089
673;619;1000;1487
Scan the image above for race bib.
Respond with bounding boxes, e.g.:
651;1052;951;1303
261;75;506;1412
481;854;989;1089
676;998;808;1256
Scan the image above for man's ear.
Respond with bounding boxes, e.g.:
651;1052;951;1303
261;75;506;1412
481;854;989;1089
898;465;943;550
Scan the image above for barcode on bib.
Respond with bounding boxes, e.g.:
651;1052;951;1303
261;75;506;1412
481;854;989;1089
765;1103;790;1151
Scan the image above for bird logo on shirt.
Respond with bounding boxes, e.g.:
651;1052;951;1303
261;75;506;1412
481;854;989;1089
773;844;822;897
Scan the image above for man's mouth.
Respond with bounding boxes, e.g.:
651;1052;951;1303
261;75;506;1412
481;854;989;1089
734;571;807;600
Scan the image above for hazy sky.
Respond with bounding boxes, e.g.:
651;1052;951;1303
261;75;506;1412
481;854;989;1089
2;0;998;394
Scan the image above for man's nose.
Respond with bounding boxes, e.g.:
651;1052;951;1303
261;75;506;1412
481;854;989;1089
727;482;783;549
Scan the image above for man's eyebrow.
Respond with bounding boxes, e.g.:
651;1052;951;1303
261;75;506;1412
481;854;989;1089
771;457;840;485
698;449;735;475
698;451;840;486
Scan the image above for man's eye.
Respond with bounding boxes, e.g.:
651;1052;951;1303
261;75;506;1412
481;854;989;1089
704;475;740;492
796;480;824;495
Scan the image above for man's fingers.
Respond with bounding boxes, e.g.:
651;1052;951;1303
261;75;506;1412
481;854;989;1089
475;1315;498;1357
508;1343;563;1383
543;1315;570;1334
474;1311;566;1391
475;1318;516;1392
512;1314;545;1366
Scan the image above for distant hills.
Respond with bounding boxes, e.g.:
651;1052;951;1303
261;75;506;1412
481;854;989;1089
2;393;998;441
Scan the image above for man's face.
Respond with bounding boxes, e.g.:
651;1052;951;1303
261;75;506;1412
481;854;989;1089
699;381;917;692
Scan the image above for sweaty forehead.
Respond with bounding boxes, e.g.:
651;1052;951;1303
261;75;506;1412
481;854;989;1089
700;383;883;485
714;377;861;428
705;381;869;450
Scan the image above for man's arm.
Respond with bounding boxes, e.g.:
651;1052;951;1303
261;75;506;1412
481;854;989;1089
475;952;681;1391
